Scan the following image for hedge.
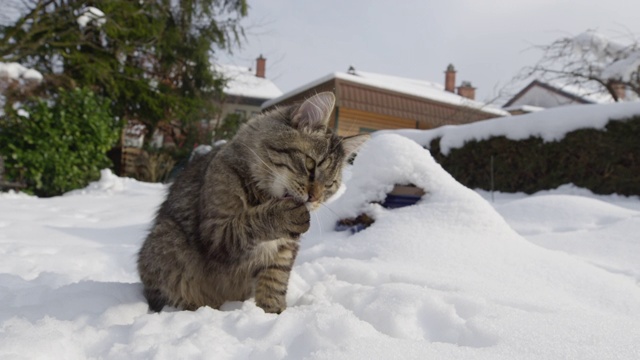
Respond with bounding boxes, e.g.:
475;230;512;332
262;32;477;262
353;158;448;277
428;116;640;196
0;88;120;197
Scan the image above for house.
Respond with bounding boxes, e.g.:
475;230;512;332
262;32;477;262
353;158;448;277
214;55;283;122
263;64;508;136
117;56;282;176
502;79;623;114
129;56;282;149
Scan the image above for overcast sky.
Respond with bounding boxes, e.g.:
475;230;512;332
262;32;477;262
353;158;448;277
218;0;640;105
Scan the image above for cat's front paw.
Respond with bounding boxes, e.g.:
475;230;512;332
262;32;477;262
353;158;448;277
270;198;310;238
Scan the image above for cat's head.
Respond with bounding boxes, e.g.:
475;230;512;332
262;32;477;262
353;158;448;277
242;92;369;209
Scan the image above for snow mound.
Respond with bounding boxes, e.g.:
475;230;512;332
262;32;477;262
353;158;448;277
0;190;33;199
494;194;638;235
491;192;640;284
64;169;161;197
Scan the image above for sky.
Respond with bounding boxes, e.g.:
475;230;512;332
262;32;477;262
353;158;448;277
217;0;640;104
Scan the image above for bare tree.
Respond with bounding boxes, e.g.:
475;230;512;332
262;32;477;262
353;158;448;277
517;30;640;101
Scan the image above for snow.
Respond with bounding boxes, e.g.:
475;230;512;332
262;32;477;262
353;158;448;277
0;62;42;83
263;69;509;117
382;101;640;154
16;109;29;118
77;7;106;29
572;30;628;58
502;104;545;113
602;52;640;83
0;82;636;357
1;136;640;359
213;64;283;100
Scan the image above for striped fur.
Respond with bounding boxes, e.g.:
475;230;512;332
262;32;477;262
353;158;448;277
137;92;368;313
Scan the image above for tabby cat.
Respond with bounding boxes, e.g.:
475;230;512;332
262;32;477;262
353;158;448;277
137;92;368;313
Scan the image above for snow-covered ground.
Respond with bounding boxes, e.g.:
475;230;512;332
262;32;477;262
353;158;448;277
1;134;639;359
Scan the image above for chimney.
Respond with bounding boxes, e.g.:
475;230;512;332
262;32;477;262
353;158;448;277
256;55;266;78
457;81;476;100
610;81;626;101
444;64;456;93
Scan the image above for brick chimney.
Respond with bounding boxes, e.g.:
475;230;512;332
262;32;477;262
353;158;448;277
457;81;476;100
256;55;266;78
444;64;456;93
610;81;626;101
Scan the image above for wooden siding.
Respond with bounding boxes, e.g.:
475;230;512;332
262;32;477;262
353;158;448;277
337;80;496;130
264;76;502;136
337;107;418;136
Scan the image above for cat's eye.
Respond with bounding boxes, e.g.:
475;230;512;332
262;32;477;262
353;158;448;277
305;157;315;171
325;180;337;188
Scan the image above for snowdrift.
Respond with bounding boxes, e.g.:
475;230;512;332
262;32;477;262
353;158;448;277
1;134;639;359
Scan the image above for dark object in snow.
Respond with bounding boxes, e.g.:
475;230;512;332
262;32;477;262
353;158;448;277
336;214;375;234
381;184;426;209
335;185;426;233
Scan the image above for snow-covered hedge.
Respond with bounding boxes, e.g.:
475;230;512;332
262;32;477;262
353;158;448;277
383;103;640;195
431;116;639;195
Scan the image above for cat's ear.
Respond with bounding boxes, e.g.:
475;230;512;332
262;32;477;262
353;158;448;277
341;134;370;157
292;92;336;133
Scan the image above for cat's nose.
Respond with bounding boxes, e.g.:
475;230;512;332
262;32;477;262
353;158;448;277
307;186;322;203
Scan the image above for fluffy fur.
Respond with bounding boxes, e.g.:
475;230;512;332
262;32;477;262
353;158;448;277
137;92;368;313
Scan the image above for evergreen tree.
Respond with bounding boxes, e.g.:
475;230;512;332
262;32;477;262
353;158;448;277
1;0;248;144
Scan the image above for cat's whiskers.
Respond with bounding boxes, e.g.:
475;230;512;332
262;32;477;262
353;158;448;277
319;202;340;219
238;142;280;176
312;210;323;235
238;141;291;193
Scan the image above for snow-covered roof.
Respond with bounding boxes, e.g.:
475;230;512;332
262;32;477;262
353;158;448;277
213;64;282;100
546;80;614;104
263;69;509;116
503;79;617;109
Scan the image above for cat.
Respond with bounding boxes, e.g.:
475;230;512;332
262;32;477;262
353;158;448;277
137;92;368;314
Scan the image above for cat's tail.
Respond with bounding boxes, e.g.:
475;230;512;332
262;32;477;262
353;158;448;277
143;287;168;313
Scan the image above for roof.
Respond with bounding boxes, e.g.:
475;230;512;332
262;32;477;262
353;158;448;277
263;69;509;116
504;80;614;108
213;64;282;100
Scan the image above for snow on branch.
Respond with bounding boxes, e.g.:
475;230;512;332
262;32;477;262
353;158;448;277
518;30;640;102
77;6;106;29
0;61;43;85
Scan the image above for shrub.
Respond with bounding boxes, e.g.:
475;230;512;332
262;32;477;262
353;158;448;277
0;87;120;197
429;116;640;196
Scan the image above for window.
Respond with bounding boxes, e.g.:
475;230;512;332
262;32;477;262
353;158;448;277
359;127;377;134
